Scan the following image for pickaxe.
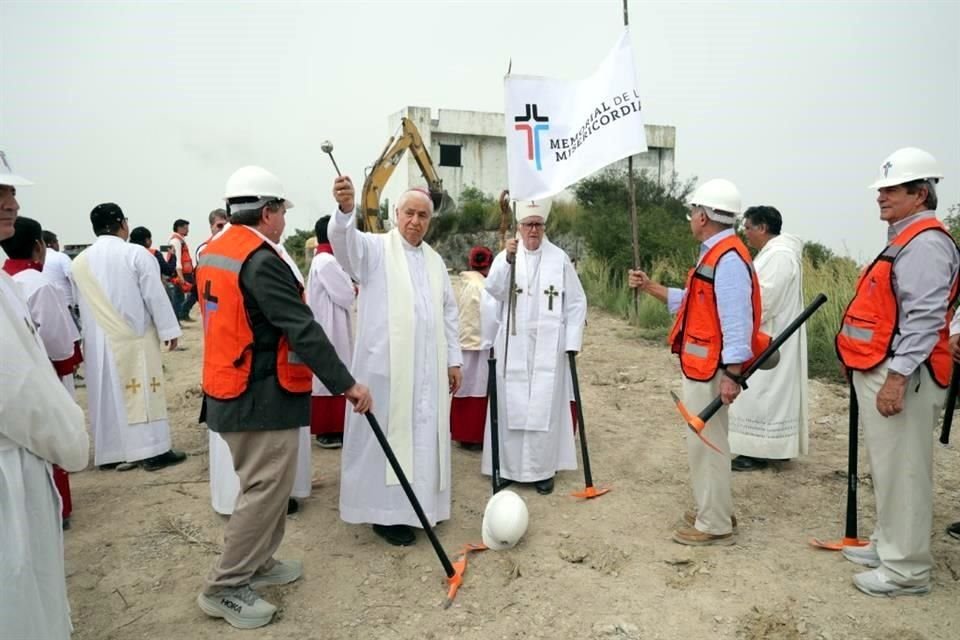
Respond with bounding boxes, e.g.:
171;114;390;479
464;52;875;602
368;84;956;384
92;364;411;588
670;293;828;453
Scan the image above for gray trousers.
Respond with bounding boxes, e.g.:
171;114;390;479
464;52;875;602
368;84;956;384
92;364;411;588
204;428;299;593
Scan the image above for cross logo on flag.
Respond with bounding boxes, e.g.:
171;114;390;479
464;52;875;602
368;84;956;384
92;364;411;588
504;29;648;201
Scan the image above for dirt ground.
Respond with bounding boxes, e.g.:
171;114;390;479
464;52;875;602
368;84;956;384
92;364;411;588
65;305;960;640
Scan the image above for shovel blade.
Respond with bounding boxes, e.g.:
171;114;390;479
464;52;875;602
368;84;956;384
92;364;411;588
809;536;869;551
571;485;611;500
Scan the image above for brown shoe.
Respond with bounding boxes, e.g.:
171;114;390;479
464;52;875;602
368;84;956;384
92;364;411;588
683;510;738;531
672;524;736;547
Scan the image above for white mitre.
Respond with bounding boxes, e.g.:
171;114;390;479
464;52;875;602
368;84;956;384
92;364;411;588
515;198;552;223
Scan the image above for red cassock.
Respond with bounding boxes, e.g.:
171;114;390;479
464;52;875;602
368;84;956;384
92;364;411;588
450;396;488;445
310;396;346;436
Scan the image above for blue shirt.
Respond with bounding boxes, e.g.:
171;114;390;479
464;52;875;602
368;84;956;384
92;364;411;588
667;229;754;365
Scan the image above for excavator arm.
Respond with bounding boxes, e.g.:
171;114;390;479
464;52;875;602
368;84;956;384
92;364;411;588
360;117;451;232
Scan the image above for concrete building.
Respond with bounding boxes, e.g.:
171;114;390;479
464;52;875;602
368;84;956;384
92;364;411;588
380;105;676;212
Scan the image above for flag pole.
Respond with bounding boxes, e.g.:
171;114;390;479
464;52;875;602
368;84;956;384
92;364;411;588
622;0;641;318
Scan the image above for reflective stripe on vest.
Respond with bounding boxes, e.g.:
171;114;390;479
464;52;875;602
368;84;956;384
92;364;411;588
835;216;959;387
196;225;313;400
666;234;768;381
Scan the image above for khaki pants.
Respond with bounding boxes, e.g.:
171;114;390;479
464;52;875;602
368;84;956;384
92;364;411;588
683;372;734;535
854;363;945;585
205;428;299;593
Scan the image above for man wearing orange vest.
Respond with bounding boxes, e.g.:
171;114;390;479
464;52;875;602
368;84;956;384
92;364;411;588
629;179;764;547
836;148;958;597
167;218;196;322
195;166;372;629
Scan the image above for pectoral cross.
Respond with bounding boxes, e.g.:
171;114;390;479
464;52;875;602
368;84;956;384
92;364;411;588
544;285;559;311
150;377;161;393
126;378;142;394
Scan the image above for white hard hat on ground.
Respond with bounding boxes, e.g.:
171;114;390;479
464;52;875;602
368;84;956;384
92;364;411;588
869;147;943;189
688;179;741;222
515;199;552;224
481;489;529;551
223;166;295;208
0;150;32;187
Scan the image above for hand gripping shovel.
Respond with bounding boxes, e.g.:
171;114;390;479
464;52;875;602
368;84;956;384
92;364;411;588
809;382;869;550
363;412;485;607
671;293;828;454
568;351;610;499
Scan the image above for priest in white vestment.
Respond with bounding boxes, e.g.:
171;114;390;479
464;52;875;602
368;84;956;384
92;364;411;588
0;167;90;640
729;206;808;470
329;179;462;547
307;214;355;448
481;200;587;495
73;203;186;471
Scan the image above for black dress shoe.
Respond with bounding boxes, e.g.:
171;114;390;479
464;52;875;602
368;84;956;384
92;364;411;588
731;455;768;472
287;498;300;515
534;476;555;495
948;521;960;541
372;524;416;546
98;462;120;471
458;442;483;452
142;449;187;472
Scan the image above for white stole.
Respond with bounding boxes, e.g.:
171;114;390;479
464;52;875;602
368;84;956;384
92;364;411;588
383;229;449;489
506;240;564;432
72;252;167;425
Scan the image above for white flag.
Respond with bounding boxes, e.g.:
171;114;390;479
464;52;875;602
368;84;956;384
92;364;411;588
504;29;647;201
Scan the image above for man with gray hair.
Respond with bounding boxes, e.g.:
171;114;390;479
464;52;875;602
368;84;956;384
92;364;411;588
630;178;767;547
836;147;958;597
329;176;462;547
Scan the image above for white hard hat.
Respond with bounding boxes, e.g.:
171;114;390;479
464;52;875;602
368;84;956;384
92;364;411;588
515;198;552;224
688;179;741;218
481;489;529;551
0;150;32;187
869;147;943;189
223;166;295;208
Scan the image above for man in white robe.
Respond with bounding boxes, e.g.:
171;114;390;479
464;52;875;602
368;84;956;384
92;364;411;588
307;214;355;448
73;202;186;471
729;206;809;470
0;160;90;640
41;229;79;325
329;179;462;547
481;200;587;495
2;216;84;528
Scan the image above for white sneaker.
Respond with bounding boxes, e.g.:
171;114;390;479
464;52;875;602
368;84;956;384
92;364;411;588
852;569;930;598
197;585;277;629
250;559;304;588
841;544;880;568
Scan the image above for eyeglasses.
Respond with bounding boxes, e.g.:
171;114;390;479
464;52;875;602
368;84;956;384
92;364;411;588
520;222;545;230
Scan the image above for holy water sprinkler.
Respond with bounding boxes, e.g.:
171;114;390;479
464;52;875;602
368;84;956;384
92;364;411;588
321;140;342;176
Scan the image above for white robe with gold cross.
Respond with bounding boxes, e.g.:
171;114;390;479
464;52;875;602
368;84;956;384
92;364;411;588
74;236;181;466
481;238;587;482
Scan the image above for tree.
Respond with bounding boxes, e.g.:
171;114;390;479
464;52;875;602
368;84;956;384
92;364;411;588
944;201;960;240
283;228;315;274
802;241;835;269
573;169;697;275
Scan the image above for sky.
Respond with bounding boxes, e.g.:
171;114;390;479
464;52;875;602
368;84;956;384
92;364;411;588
1;0;958;262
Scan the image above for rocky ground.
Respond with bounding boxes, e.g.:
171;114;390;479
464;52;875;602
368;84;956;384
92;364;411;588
65;305;959;640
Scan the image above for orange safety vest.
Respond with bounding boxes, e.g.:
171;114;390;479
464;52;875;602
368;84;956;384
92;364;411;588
666;234;769;382
835;217;959;387
168;232;194;275
195;224;313;400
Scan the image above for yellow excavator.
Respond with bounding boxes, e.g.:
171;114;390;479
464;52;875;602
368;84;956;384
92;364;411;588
360;117;454;232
